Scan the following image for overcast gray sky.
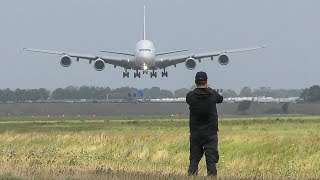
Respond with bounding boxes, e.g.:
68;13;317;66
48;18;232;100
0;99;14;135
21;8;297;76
0;0;319;91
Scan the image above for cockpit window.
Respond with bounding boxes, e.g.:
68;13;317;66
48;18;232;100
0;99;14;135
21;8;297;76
139;49;151;52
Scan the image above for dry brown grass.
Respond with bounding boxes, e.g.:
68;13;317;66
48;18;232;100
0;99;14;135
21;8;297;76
0;116;319;179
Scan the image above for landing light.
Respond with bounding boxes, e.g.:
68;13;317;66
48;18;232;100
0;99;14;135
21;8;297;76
143;63;148;71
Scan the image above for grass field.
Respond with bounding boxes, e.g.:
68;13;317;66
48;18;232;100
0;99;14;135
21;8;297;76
0;115;319;179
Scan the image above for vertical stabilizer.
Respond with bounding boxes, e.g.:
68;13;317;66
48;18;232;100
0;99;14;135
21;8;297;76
143;5;146;40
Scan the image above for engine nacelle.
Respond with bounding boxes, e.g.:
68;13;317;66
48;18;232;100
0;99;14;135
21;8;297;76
185;58;197;70
218;53;230;65
60;55;72;67
94;59;105;71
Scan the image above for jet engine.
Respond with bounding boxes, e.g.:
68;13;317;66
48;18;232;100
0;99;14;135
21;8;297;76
94;59;105;71
185;58;197;70
60;55;72;67
218;53;229;65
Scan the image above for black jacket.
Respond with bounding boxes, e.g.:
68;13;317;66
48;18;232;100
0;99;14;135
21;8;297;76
186;88;223;136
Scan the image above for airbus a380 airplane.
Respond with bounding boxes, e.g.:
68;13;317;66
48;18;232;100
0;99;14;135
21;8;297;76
25;6;266;78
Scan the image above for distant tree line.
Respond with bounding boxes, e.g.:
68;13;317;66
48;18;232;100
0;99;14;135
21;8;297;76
223;87;303;98
51;86;190;100
0;85;318;103
0;88;50;103
300;85;320;102
0;86;191;103
225;85;320;103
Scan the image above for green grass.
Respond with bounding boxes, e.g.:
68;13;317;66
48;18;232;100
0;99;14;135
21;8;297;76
0;116;319;179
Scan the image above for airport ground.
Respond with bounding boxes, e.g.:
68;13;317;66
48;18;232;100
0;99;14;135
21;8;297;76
1;103;320;117
0;115;319;179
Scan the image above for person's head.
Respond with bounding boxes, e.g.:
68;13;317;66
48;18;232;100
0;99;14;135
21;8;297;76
195;71;208;87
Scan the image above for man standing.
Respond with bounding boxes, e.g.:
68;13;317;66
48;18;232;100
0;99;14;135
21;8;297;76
186;71;223;177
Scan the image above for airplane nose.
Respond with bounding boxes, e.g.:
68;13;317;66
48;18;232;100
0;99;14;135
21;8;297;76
138;53;151;61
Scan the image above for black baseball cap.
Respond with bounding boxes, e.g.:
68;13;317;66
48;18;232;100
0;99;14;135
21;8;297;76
195;71;208;82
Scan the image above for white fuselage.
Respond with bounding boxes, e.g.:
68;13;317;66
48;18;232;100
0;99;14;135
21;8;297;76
134;40;156;70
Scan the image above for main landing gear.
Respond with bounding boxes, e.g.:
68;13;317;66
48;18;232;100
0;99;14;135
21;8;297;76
150;70;157;78
123;70;129;78
123;70;168;78
134;70;141;78
162;69;168;77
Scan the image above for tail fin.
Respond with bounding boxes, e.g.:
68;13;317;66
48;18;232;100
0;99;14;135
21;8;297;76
143;5;146;40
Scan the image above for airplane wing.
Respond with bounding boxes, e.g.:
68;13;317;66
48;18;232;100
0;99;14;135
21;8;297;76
24;48;134;69
155;46;267;69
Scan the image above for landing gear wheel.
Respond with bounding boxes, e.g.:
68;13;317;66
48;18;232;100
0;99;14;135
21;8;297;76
134;71;141;78
143;70;148;74
162;69;168;77
123;72;129;78
150;71;157;78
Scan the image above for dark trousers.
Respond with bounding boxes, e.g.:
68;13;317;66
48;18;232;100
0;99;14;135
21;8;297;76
188;134;219;176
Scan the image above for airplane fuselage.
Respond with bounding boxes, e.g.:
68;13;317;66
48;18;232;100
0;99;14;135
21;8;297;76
134;40;156;70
